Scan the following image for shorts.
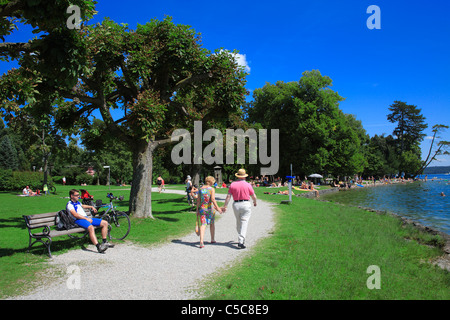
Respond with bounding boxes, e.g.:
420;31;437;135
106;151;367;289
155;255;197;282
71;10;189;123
74;218;103;229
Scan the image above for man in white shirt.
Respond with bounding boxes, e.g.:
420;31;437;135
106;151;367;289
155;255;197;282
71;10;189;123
66;189;113;253
22;186;35;196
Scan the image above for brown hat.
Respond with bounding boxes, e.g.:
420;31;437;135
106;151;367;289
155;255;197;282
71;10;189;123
235;168;248;178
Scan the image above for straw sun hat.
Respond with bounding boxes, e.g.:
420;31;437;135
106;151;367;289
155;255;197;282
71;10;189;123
235;168;248;178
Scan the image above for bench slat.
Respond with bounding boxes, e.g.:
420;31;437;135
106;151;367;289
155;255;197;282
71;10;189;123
26;210;93;222
26;212;58;219
30;228;85;236
51;227;87;236
28;217;56;227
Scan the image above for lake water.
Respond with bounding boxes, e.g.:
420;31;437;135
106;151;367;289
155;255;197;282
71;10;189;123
321;174;450;235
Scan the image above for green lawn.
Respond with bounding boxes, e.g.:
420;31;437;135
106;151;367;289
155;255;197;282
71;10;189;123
0;185;196;298
1;184;448;299
201;189;450;300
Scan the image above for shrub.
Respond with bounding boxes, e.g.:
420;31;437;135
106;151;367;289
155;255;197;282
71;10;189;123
8;171;44;191
0;168;13;191
0;170;55;191
75;173;94;185
60;167;85;185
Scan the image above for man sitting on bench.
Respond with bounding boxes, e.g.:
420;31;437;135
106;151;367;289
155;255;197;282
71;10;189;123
66;189;114;253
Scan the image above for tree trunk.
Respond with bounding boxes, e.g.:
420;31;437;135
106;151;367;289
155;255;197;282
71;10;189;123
43;153;49;185
129;141;157;219
192;163;202;186
128;135;178;218
40;129;50;185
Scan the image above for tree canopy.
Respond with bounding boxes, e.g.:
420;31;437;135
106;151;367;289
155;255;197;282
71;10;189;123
387;101;428;177
0;14;248;218
247;70;366;178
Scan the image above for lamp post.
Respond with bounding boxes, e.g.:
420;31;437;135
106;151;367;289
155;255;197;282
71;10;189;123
214;166;223;186
103;166;110;191
282;164;294;205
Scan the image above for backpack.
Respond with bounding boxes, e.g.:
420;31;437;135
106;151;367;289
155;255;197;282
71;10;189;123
55;210;77;231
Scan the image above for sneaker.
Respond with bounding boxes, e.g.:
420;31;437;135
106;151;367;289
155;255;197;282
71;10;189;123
103;241;115;248
238;243;246;249
96;243;108;253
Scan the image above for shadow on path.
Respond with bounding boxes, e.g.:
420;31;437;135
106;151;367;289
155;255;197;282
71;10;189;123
171;239;240;250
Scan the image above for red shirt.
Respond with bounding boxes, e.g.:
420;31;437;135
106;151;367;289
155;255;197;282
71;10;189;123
228;179;254;201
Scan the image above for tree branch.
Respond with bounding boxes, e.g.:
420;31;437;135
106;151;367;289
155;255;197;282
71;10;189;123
173;72;213;93
0;42;32;54
120;60;139;96
62;92;101;105
150;134;184;152
97;90;134;146
168;100;189;116
421;131;437;170
0;0;24;18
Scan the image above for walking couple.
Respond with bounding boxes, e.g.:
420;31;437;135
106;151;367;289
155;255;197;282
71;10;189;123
195;168;257;249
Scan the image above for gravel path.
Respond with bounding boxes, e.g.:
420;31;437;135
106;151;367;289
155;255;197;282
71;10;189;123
13;189;276;300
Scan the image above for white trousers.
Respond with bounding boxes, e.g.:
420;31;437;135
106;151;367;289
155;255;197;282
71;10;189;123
232;201;252;244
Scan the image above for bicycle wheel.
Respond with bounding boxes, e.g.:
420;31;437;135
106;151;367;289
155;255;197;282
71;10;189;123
99;213;111;234
108;211;131;240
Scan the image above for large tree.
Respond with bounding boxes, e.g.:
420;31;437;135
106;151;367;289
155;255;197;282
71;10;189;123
387;101;428;176
1;16;248;218
364;134;399;177
247;70;365;178
1;0;97;182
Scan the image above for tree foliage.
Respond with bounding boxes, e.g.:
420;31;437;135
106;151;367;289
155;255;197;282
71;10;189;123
0;0;97;87
387;101;428;177
247;70;366;177
363;134;399;177
1;16;248;217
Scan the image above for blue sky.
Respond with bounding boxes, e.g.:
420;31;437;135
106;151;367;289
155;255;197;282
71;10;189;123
2;0;450;166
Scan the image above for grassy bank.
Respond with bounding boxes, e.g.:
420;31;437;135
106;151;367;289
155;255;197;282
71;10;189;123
202;190;450;299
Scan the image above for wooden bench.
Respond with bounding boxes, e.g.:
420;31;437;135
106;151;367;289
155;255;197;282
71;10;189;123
23;209;100;258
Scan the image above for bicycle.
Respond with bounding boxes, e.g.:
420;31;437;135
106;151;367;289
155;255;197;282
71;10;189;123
48;184;56;194
90;193;131;241
43;183;56;194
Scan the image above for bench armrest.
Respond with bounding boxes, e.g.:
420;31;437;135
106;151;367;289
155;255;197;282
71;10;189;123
23;215;52;236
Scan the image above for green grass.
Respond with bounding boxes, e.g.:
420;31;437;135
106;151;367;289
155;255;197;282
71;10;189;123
201;189;450;300
127;192;198;245
0;185;197;298
1;184;449;299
